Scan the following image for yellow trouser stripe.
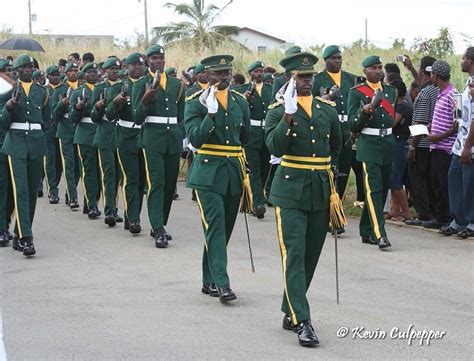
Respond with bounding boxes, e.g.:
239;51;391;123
142;149;152;195
194;190;209;250
59;141;71;200
280;161;330;170
362;162;381;239
275;206;297;325
43;156;50;196
76;145;90;206
282;155;331;163
116;150;128;213
7;156;23;239
98;151;106;209
201;143;242;151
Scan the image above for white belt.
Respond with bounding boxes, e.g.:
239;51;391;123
63;112;69;119
80;117;93;124
338;114;347;122
361;127;393;136
250;119;265;127
118;119;141;129
10;122;42;130
145;116;178;124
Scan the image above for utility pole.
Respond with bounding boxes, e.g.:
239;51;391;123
28;0;32;35
365;18;368;48
144;0;149;47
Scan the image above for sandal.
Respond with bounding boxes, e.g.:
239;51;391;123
457;229;474;238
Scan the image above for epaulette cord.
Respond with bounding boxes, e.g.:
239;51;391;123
268;101;283;109
315;96;336;107
185;89;205;102
230;89;246;99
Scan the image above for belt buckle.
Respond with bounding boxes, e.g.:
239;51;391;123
379;128;387;136
26;122;31;131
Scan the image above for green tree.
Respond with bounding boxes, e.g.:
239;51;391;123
151;0;239;51
412;27;454;57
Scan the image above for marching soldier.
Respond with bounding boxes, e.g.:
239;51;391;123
91;57;123;227
44;65;63;204
184;54;251;303
271;45;302;101
53;62;81;209
265;52;342;346
106;53;146;234
313;45;357;203
185;64;208;97
70;62;101;220
233;61;272;218
131;44;185;248
0;54;52;256
348;56;397;249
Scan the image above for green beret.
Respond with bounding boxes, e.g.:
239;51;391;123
195;63;205;74
165;67;176;75
145;44;165;57
0;59;12;71
103;57;121;69
284;45;302;56
263;73;274;82
362;55;382;68
248;60;265;73
32;70;44;79
279;52;318;74
13;54;34;69
81;62;98;73
323;45;342;60
65;62;79;73
126;52;145;65
46;65;60;75
200;54;234;71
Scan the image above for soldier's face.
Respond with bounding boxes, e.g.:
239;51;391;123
128;62;145;79
47;72;61;85
66;68;78;82
107;65;120;82
208;69;232;90
295;73;314;96
1;66;13;80
363;64;384;83
250;67;264;83
17;63;34;82
197;71;208;83
84;69;98;84
148;53;165;73
35;75;45;85
326;53;342;73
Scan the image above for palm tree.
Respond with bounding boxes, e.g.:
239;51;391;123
152;0;239;50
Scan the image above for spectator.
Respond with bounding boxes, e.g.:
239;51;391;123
82;52;95;65
231;73;245;86
384;72;401;84
424;60;459;229
68;52;80;63
384;63;400;76
441;47;474;238
405;56;438;226
409;81;420;102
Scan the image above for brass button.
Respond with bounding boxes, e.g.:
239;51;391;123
166;126;170;130
226;140;230;144
312;139;315;143
204;159;209;163
327;134;330;138
225;126;229;130
285;175;289;179
312;154;316;157
310;126;314;130
292;133;297;137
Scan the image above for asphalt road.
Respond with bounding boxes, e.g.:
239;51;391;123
1;183;473;360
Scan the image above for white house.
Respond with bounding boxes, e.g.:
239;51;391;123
229;27;287;53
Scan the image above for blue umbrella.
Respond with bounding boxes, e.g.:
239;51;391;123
0;37;45;52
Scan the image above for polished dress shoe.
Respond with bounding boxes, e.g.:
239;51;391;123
378;237;392;249
114;214;123;223
405;218;424;226
49;195;60;204
173;193;179;200
163;227;172;241
88;207;101;220
217;286;237;303
4;230;14;241
191;189;197;202
21;237;36;256
331;227;345;235
128;221;141;234
82;205;90;214
69;199;80;210
0;231;9;247
104;215;116;227
153;229;168;248
201;283;219;297
253;204;266;219
12;236;23;251
361;236;378;245
124;218;130;230
422;219;443;229
282;314;295;331
296;320;319;347
37;189;43;198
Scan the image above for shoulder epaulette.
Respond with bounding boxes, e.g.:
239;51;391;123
230;89;246;99
315;96;336;107
268;101;283;109
350;83;364;90
185;88;205;102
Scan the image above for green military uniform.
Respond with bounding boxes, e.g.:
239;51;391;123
91;58;121;221
312;45;356;198
271;46;302;101
348;56;397;244
265;53;341;327
233;61;272;212
0;54;51;253
44;66;63;200
185;64;208;97
53;62;81;205
131;45;185;238
70;62;100;211
185;55;251;293
0;59;15;243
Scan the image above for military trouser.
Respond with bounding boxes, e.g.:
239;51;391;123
336;145;353;199
142;148;180;230
44;136;62;198
117;146;145;224
98;149;120;217
76;144;100;209
264;163;278;199
360;162;391;239
7;155;43;239
0;154;14;231
59;139;80;202
246;146;270;207
275;206;328;325
195;188;241;287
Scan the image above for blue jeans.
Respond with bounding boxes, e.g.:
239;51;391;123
390;141;408;190
448;155;474;231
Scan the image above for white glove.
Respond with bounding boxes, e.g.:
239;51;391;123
206;85;218;114
269;155;282;165
283;77;297;114
199;87;211;108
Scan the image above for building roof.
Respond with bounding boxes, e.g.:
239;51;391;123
238;27;286;43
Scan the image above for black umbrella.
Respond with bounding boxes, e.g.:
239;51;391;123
0;37;45;52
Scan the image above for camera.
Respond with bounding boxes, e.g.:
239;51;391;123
397;55;406;62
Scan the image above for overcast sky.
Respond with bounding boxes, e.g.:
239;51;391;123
1;0;472;52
